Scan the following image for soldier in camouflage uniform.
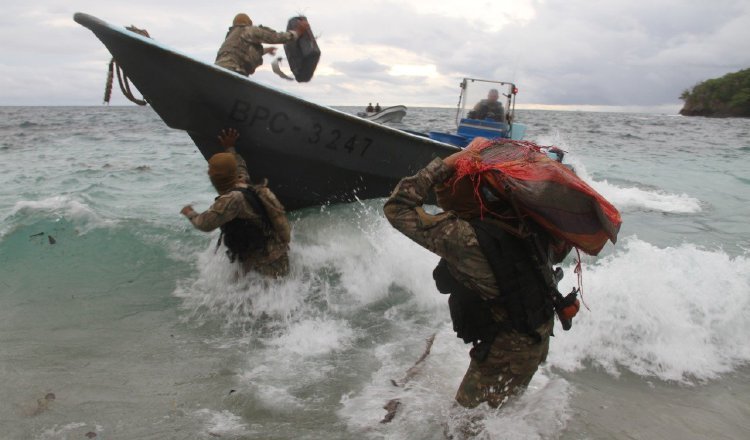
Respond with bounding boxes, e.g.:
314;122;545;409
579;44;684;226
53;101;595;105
181;128;291;278
215;13;309;76
384;146;568;409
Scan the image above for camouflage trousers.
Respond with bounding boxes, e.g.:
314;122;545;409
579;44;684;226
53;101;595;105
241;253;290;278
455;325;551;409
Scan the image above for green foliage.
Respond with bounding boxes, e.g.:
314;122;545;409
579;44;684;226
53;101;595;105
680;68;750;116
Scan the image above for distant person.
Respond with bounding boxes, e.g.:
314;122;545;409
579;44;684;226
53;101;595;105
467;89;505;122
181;128;291;278
366;102;374;113
374;103;382;112
215;13;310;76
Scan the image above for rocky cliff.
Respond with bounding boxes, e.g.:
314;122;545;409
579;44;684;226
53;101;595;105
679;68;750;117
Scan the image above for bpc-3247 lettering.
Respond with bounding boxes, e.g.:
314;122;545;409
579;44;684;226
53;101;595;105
229;100;373;157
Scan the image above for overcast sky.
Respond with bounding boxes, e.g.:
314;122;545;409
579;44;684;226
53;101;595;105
2;0;749;112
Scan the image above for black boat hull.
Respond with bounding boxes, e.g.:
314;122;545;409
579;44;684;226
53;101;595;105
74;13;457;210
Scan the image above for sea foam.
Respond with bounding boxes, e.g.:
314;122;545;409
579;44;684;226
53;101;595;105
3;195;114;237
551;236;750;382
570;160;702;214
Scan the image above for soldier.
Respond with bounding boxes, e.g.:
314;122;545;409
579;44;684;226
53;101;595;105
215;13;310;76
181;128;291;278
467;88;506;122
383;145;571;409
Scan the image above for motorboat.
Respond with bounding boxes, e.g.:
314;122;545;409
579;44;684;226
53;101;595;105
73;13;457;211
428;78;527;147
356;105;407;123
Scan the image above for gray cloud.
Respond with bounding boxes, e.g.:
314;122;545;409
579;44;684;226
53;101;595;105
1;0;748;110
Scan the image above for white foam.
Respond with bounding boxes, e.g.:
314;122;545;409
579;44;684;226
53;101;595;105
338;326;574;439
479;375;572;440
36;422;88;439
593;180;702;214
291;201;443;311
265;317;356;356
174;242;311;330
13;195;98;222
569;158;702;214
3;195;115;236
532;134;702;214
193;408;252;437
550;236;750;382
175;201;443;331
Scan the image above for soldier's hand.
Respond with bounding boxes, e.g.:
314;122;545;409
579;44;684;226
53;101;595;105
218;128;240;149
181;205;196;217
293;19;310;37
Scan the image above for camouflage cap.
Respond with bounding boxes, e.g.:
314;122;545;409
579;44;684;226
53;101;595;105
208;152;238;194
233;13;252;26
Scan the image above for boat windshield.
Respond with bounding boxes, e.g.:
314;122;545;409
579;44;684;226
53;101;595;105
456;78;516;125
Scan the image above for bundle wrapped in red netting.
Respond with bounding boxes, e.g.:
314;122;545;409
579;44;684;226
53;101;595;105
447;137;622;256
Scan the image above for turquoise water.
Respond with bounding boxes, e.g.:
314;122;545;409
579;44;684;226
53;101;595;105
1;106;749;439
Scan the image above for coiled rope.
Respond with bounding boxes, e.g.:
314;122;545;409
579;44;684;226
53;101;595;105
103;25;150;106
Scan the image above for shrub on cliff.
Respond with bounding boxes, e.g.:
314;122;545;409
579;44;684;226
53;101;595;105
680;68;750;117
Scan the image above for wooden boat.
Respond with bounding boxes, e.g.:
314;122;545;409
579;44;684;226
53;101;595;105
74;13;456;210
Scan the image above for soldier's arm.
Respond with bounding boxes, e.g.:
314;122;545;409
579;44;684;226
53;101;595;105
187;192;243;232
253;26;298;44
256;186;291;244
383;158;478;260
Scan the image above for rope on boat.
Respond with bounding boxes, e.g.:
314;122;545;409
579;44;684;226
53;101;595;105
103;26;151;106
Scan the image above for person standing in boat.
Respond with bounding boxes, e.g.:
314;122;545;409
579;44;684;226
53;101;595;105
215;13;309;76
181;128;291;278
366;103;374;113
383;145;571;410
374;103;382;112
467;89;506;122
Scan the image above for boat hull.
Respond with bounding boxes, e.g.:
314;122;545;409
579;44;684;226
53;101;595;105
357;105;407;123
73;13;457;210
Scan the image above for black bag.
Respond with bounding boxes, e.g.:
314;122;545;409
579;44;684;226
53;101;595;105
284;16;320;82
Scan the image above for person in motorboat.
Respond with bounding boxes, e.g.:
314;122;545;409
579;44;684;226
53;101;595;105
181;128;291;278
374;103;382;112
215;13;310;76
467;88;506;122
383;144;573;410
366;103;374;113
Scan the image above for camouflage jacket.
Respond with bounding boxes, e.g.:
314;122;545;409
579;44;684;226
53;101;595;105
469;99;505;121
215;25;298;75
187;149;291;263
383;158;553;335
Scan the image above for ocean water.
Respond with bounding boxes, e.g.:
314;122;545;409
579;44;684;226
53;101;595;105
1;105;749;439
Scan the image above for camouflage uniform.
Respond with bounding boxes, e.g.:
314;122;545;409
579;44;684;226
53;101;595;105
469;99;506;121
186;148;291;278
215;25;298;76
383;158;553;408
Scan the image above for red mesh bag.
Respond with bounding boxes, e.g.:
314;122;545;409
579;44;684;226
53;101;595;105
450;138;622;255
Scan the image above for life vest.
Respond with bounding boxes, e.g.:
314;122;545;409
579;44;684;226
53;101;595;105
433;219;555;347
218;187;272;263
